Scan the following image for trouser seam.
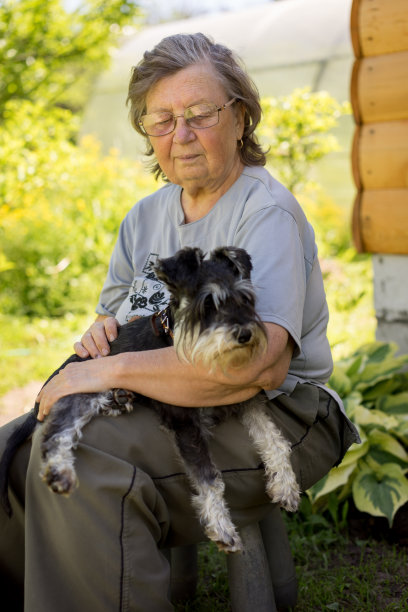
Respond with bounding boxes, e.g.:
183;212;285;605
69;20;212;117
152;465;264;481
119;466;137;612
291;396;332;450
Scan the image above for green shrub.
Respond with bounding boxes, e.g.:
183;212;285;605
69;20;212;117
0;100;157;317
260;88;350;193
309;342;408;525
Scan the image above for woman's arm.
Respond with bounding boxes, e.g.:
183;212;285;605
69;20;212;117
37;322;293;421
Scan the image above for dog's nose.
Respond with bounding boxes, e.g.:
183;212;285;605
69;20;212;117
236;328;252;344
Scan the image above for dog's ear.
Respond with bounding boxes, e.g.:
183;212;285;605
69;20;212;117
154;247;205;293
209;246;253;279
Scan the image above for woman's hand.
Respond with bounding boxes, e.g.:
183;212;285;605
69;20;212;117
36;358;114;422
74;315;120;359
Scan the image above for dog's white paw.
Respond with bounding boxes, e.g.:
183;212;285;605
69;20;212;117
204;523;243;554
266;472;300;512
40;464;78;496
192;480;244;553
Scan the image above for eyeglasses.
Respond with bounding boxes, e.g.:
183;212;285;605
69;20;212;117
139;98;236;137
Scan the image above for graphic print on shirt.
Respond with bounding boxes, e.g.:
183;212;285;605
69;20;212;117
117;253;170;323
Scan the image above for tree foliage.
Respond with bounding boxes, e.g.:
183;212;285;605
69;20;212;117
260;88;350;192
0;0;140;115
0;0;149;316
0;99;156;316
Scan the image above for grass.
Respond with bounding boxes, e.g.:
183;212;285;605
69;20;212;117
295;540;407;610
287;507;408;611
174;517;408;611
0;309;96;396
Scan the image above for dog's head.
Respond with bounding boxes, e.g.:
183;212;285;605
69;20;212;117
154;246;267;370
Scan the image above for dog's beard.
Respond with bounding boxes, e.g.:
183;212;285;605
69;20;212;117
173;323;267;371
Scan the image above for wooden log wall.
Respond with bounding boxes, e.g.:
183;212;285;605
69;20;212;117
350;0;408;254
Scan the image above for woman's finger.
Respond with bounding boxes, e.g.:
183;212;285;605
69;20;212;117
104;317;120;343
74;341;90;359
79;329;103;358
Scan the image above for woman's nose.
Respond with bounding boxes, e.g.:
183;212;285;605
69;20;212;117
173;117;196;143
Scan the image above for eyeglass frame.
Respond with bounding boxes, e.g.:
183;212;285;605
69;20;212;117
138;97;237;137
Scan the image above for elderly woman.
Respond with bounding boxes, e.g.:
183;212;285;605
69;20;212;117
0;33;359;611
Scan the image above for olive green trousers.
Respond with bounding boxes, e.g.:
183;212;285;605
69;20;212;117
0;384;359;611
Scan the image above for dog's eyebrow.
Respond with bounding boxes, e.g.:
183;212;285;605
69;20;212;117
200;284;229;309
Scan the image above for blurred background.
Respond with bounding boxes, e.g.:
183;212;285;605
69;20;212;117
1;0;373;407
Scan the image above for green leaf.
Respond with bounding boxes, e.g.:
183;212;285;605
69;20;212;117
362;378;407;402
352;405;399;430
341;392;365;425
345;354;364;378
352;463;408;524
328;366;352;396
376;392;408;416
354;355;408;390
393;421;408;447
308;462;357;502
369;448;408;469
367;429;408;463
358;342;398;363
340;437;369;468
369;343;398;361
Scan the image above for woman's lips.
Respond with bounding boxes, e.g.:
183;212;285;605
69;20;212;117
176;154;200;162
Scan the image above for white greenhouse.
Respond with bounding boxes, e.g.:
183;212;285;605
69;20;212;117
82;0;354;203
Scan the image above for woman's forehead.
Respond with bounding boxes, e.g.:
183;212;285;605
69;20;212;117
145;62;226;111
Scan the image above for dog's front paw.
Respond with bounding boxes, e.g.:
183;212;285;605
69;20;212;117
192;480;244;553
99;389;136;416
266;472;300;512
203;519;243;553
213;531;243;554
40;464;78;496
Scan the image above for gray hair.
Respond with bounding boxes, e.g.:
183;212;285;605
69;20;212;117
127;33;267;180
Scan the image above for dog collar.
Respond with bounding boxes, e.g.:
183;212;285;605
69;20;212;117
152;306;174;340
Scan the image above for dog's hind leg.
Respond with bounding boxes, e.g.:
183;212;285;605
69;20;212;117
40;390;134;495
239;398;300;512
158;409;242;553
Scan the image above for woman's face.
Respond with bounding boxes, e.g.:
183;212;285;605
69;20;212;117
145;63;244;198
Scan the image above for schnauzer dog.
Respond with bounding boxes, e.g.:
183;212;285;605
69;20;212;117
0;246;300;552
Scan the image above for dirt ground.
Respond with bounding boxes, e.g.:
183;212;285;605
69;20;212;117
0;381;42;427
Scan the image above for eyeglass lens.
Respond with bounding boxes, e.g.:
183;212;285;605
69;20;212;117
140;99;235;136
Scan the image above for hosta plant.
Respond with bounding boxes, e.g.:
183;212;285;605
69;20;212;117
308;342;408;525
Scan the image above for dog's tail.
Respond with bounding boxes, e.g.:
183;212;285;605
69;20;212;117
0;408;38;517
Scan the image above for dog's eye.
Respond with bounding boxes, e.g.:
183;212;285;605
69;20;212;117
241;294;254;307
204;295;215;311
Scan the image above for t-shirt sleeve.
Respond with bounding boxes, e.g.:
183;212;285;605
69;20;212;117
95;212;136;317
234;205;308;355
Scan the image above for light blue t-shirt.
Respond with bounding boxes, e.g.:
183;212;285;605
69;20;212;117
96;166;334;401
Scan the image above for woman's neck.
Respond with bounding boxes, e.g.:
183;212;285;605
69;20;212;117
180;161;244;224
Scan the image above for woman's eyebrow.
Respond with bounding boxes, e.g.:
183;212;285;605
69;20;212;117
146;99;212;114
